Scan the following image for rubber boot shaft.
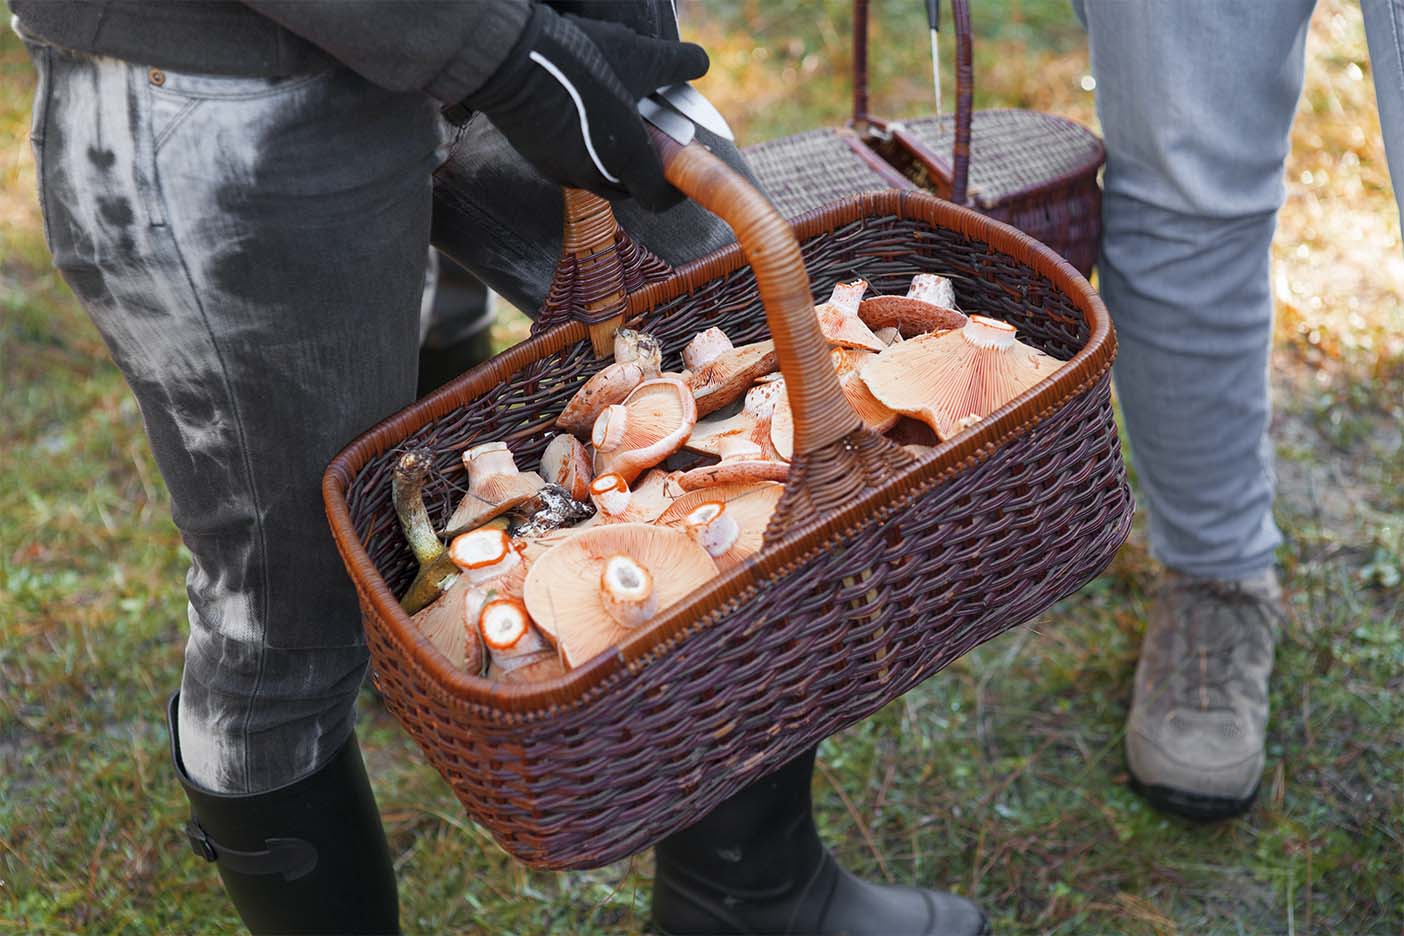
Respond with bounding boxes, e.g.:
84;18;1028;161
167;694;400;935
652;747;988;935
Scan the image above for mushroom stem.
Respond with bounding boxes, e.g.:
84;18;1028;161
592;404;629;452
393;449;443;568
961;316;1018;350
394;449;465;614
683;502;740;559
449;528;522;586
599;555;658;629
589;473;632;517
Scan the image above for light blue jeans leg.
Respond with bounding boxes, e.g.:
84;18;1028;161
1080;0;1318;580
1363;0;1404;224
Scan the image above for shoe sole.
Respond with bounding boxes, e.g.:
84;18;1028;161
1128;771;1259;821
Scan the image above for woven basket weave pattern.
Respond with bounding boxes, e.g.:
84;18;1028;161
366;371;1126;868
743;128;915;220
336;197;1132;869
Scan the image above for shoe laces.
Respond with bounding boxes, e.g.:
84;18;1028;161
1157;578;1279;712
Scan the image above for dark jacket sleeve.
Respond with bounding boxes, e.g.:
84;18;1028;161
241;0;533;103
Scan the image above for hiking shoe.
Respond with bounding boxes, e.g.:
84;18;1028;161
1125;570;1282;819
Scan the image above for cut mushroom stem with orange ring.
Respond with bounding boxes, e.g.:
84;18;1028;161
655;481;783;571
448;527;525;596
523;523;718;668
815;279;885;352
479;597;565;683
860;314;1062;440
442;441;545;537
591;376;698;484
682;327;779;417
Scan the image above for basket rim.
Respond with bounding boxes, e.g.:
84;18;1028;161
322;189;1115;717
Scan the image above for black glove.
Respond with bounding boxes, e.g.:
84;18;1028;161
461;3;708;211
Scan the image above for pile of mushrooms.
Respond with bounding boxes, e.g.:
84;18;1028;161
391;276;1062;682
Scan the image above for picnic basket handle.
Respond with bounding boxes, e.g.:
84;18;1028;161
551;131;911;517
852;0;974;205
648;128;865;464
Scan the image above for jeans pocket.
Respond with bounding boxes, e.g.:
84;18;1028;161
148;66;338;156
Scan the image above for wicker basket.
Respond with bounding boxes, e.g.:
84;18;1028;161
856;0;1105;276
324;137;1132;870
741;126;915;220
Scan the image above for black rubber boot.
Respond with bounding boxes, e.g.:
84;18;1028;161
167;694;400;935
652;748;989;936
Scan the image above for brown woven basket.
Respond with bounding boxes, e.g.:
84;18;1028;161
323;137;1132;870
855;0;1105;276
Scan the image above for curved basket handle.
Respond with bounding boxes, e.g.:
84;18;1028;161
851;0;975;205
536;188;671;342
650;128;860;460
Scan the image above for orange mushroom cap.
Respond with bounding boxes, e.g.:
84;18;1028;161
443;442;545;537
591;376;698;484
858;273;966;337
522;523;718;668
655;481;783;571
409;577;486;675
678;438;789;490
815;280;885;352
860;315;1062;440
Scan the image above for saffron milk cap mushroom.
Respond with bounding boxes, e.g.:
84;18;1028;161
582;470;677;525
592;376;698;483
678;438;788;491
860;315;1061;440
540;434;593;501
685;377;787;459
770;348;898;461
522;523;718;668
479;597;565;683
555;329;663;436
814;280;885;352
683;327;779;417
443;442;545;537
409;579;486;675
858;273;966;337
448;527;527;597
655;481;783;571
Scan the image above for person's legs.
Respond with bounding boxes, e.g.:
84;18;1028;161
1362;0;1404;224
1080;0;1314;817
28;41;440;931
652;748;988;936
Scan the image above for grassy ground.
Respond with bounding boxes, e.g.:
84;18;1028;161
2;1;1400;934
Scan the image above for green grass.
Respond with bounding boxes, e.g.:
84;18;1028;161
2;1;1401;933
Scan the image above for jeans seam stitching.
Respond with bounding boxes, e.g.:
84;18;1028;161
1388;0;1404;105
156;202;275;791
148;67;336;102
153;98;201;156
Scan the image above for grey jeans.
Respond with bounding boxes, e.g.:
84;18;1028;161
1078;0;1404;580
26;42;744;795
